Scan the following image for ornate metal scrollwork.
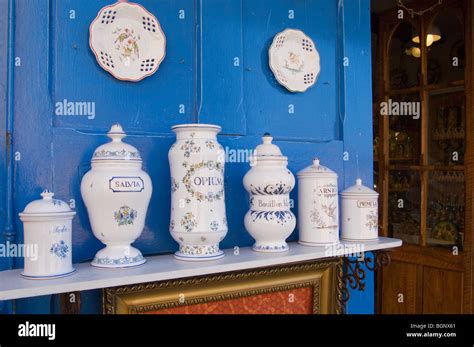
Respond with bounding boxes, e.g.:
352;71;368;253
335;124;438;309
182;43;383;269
339;250;391;312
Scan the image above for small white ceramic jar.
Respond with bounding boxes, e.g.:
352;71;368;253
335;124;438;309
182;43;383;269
81;124;152;268
341;178;379;241
168;124;228;261
297;158;339;245
243;134;296;252
19;190;76;279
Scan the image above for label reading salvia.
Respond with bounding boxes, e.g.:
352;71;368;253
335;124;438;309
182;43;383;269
109;177;145;193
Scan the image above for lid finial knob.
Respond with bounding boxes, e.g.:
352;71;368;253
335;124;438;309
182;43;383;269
313;158;320;167
108;124;126;143
40;189;54;200
356;178;363;186
262;133;273;144
262;133;273;145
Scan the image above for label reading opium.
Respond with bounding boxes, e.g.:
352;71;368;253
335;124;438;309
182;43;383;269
109;177;145;193
193;176;223;186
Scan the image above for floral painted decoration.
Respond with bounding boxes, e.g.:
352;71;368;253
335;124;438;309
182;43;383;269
181;134;201;158
182;160;225;202
50;240;69;259
181;212;197;232
113;27;141;62
250;210;293;226
179;244;220;257
210;220;219;232
93;254;144;266
249;182;292;196
89;1;166;82
366;210;378;232
114;205;137;226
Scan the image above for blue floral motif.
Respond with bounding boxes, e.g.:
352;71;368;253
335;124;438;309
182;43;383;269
180;133;201;158
50;240;69;259
93;149;141;160
171;178;179;192
52;199;63;206
250;182;291;195
181;212;197;232
250;210;293;225
93;254;144;266
114;206;137;226
253;243;288;251
179;244;220;256
210;220;219;232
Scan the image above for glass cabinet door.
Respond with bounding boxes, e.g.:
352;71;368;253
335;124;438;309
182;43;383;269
389;21;422;90
376;2;467;250
388;93;422;165
388;170;421;244
428;90;465;166
427;171;465;249
427;9;465;85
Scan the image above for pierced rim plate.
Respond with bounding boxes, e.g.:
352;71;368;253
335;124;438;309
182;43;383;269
89;1;166;82
269;29;321;93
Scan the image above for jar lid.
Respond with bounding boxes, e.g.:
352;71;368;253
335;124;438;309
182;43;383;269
19;190;75;216
92;124;142;162
252;133;287;162
341;178;379;197
297;158;337;178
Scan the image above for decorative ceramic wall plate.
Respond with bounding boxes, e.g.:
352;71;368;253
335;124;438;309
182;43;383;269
269;29;320;93
89;1;166;82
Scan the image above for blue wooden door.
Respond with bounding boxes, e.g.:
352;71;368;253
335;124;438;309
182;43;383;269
2;0;374;314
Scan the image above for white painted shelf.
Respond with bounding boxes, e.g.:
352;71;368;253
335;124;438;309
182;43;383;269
0;237;401;301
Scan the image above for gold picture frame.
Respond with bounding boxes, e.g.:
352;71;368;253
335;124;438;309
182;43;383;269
103;258;344;314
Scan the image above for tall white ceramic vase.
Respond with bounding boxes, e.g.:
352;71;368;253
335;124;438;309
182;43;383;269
168;124;228;261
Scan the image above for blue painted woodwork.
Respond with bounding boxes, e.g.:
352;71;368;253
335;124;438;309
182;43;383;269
339;0;374;314
0;0;9;272
0;0;14;314
1;0;375;314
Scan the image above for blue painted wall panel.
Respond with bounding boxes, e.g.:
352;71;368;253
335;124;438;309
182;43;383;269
199;0;247;134
5;0;374;314
339;0;374;314
0;0;10;314
242;0;338;140
53;0;196;133
0;0;9;271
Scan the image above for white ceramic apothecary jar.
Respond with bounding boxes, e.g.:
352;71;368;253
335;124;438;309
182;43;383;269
81;124;152;268
169;124;227;261
297;158;339;245
19;190;76;279
341;178;379;241
243;134;296;252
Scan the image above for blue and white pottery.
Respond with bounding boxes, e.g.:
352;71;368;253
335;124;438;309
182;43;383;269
81;124;152;268
341;178;379;242
297;158;339;246
243;134;296;252
19;190;76;279
168;124;228;261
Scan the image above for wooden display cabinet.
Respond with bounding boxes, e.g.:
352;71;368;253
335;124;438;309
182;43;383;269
373;0;474;313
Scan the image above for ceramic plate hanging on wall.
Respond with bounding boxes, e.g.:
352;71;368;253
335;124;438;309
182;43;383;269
89;1;166;82
269;29;320;93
